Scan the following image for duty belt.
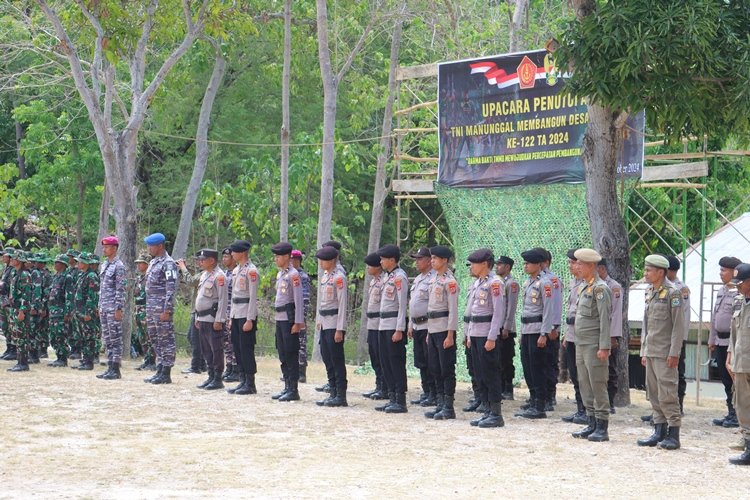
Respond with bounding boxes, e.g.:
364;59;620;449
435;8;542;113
319;308;339;317
427;311;449;319
380;311;399;319
366;311;380;319
464;315;492;323
196;303;219;318
566;317;575;325
521;315;543;324
717;330;730;339
232;297;250;304
275;305;287;312
412;315;428;324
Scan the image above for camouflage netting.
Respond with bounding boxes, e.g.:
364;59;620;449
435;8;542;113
435;182;594;384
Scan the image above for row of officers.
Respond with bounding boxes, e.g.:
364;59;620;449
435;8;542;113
1;237;749;465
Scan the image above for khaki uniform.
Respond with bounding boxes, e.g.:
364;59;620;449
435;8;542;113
365;271;386;390
427;270;459;399
316;268;348;395
730;294;750;440
466;273;505;404
574;277;612;420
378;267;409;395
194;267;228;374
500;273;519;393
409;270;436;396
641;280;686;427
604;275;623;407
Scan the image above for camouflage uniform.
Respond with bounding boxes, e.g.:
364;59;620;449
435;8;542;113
145;251;178;368
0;251;16;350
29;257;46;356
74;255;100;361
134;269;153;366
47;256;72;361
99;257;127;364
65;250;82;357
223;265;236;367
297;267;312;368
9;253;32;364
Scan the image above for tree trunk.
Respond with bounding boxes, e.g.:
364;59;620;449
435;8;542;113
94;181;111;255
508;0;528;52
279;0;292;242
14;120;26;246
173;41;227;259
356;13;403;363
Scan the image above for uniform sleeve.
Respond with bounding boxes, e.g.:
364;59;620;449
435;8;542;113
488;280;505;341
292;272;304;324
552;277;563;327
87;274;100;315
31;273;43;309
163;263;177;314
504;280;518;331
19;274;32;311
595;285;612;350
640;302;647;357
669;290;686;358
179;268;201;287
215;272;228;323
541;279;554;335
708;297;718;345
447;279;459;331
315;280;322;330
248;268;259;320
609;284;623;338
336;274;347;331
729;303;737;357
115;262;127;311
396;274;408;332
64;274;74;315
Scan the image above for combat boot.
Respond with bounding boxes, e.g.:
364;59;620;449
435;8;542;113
478;401;504;428
425;394;445;418
49;356;67;367
376;392;396;412
518;406;547;419
221;364;232;381
572;416;597;439
7;353;29;372
2;345;17;360
640;414;653;423
197;370;214;389
151;365;172;384
519;398;536;412
325;384;348;407
315;382;331;393
433;395;455;420
205;371;225;391
135;359;149;371
278;380;300;402
225;364;240;382
272;378;290;399
77;357;94;371
234;374;254;395
145;364;163;383
246;374;257;394
411;392;428;405
69;349;80;360
475;401;489;414
562;400;587;424
463;397;481;412
29;348;39;364
420;390;437;407
637;422;667;447
97;361;113;379
729;440;750;465
102;362;122;380
501;387;514;401
299;364;307;383
723;406;739;428
371;386;389;400
470;400;490;426
317;386;336;406
587;419;610;442
228;373;247;394
362;385;379;399
657;426;680;450
385;393;408;414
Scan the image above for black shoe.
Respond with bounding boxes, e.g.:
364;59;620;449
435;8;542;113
561;410;585;423
370;389;389;400
470;412;489;427
518;407;547;419
478;402;504;428
197;372;214;389
463;398;481;412
544;399;555;412
424;395;444;418
384;393;408;414
227;376;247;394
362;388;378;398
723;411;740;428
97;361;113;379
587;419;610;442
102;362;122;380
729;440;750;465
637;423;667;447
135;360;149;371
572;416;597;439
234;381;254;395
657;426;680;450
420;392;437;407
145;364;163;383
519;399;535;411
181;366;201;374
272;380;290;400
151;366;172;384
8;354;29;372
315;383;331;393
69;351;80;360
713;415;729;426
501;390;514;401
2;349;17;361
49;357;67;367
640;414;653;423
205;374;225;391
376;393;396;412
411;393;428;405
224;365;240;382
299;365;307;383
278;390;300;402
76;358;94;371
324;385;348;407
433;396;455;420
245;374;257;394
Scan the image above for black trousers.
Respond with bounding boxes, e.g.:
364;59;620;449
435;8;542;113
198;321;224;374
607;339;620;407
677;342;687;403
565;341;583;407
521;333;548;410
428;332;456;397
378;329;407;394
715;345;733;405
231;318;257;376
276;320;300;383
470;336;503;404
188;312;204;370
499;334;516;390
545;336;560;399
466;344;479;396
320;329;347;391
367;329;384;388
413;328;435;394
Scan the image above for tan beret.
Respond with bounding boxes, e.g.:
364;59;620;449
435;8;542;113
574;248;601;263
645;254;670;269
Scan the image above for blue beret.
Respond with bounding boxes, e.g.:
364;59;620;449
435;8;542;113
144;233;166;245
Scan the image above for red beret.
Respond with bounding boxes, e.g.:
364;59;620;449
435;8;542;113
101;235;119;246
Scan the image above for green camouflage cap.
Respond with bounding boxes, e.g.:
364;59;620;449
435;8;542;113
134;252;150;264
13;250;28;262
1;247;15;257
54;254;69;266
66;248;80;258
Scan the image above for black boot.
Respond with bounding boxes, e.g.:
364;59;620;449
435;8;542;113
145;364;163;383
572;416;597;439
97;361;113;379
657;426;680;450
221;364;233;381
384;392;408;413
421;390;437;407
475;401;489;414
325;383;348;407
518;402;547;419
135;359;149;371
49;356;67;367
278;380;300;401
519;398;536;412
723;406;740;428
376;392;396;412
225;364;240;382
197;370;214;389
641;414;653;423
425;394;444;418
463;397;481;412
501;387;514;401
151;365;172;384
562;400;587;424
272;378;290;399
2;345;17;360
77;357;94;371
228;373;247;394
362;385;379;399
433;395;455;420
411;393;428;405
370;386;389;400
102;362;122;380
317;385;336;406
205;371;225;390
729;440;750;465
637;422;668;447
588;419;610;442
299;364;307;383
234;373;254;395
315;382;331;393
478;401;504;428
7;353;29;372
245;373;257;394
29;348;39;364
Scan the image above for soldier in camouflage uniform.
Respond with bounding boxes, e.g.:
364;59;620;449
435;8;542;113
28;252;47;363
97;236;127;380
143;233;178;385
1;248;18;360
65;249;83;359
71;252;100;371
47;254;72;366
220;248;238;381
134;253;155;371
38;254;52;358
8;251;32;372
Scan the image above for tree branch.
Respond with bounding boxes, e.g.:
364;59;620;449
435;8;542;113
73;0;104;106
131;0;159;102
336;16;376;83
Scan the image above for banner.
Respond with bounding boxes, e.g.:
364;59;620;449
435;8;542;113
437;50;645;188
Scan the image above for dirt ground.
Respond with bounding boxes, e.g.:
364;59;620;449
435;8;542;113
1;349;748;499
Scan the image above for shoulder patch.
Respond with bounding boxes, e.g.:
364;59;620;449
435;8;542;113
551;277;560;289
335;277;344;289
681;287;689;300
491;281;501;297
292;274;301;287
671;296;681;308
544;284;552;298
249;270;258;282
447;281;457;294
614;287;621;299
395;277;402;291
511;282;518;293
217;275;225;286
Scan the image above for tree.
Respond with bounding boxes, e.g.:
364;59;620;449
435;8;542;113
279;0;292;241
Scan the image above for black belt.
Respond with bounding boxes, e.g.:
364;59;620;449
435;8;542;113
275;306;287;312
196;303;219;318
469;315;493;323
427;311;449;319
521;315;542;324
233;297;250;304
412;315;428;324
319;308;339;317
717;331;730;339
380;311;398;319
566;317;575;325
366;311;380;319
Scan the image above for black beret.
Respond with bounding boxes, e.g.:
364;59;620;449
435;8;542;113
195;248;218;260
467;248;494;264
566;248;579;260
666;255;681;271
496;255;514;266
364;252;382;267
409;246;431;259
377;244;400;260
732;263;750;284
323;240;342;251
221;247;232;256
430;245;453;260
531;247;551;262
521;250;545;264
315;246;339;261
229;240;251;253
598;258;608;267
719;256;742;269
271;242;294;255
